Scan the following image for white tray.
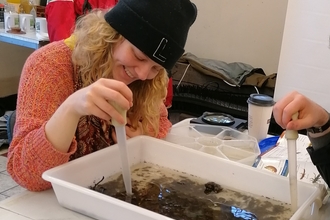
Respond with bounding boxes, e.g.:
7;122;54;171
165;119;260;166
43;136;325;220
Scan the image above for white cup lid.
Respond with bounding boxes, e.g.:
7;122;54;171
247;93;275;106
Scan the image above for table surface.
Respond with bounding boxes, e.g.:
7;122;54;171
0;189;92;220
0;119;330;219
0;187;329;220
0;28;49;49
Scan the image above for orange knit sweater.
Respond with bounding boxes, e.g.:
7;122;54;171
7;41;172;191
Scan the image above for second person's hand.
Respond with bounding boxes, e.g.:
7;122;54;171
273;91;329;131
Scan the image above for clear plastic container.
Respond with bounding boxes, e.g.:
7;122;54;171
164;119;260;166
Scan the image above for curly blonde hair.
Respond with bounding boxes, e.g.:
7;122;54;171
71;9;168;137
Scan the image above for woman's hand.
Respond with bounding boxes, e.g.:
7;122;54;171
111;118;143;142
125;119;143;138
273;91;329;130
68;78;133;124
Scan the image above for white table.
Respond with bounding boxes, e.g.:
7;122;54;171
0;187;330;220
0;189;92;219
0;29;49;49
0;206;31;220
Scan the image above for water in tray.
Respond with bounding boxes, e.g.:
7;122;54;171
89;162;292;220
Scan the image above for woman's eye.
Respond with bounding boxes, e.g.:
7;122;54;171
154;67;162;72
135;54;145;61
152;67;161;74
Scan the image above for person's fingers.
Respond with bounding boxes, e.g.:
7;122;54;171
273;91;308;129
91;82;131;111
100;78;133;108
273;91;329;131
273;95;295;128
281;99;301;127
84;80;132;124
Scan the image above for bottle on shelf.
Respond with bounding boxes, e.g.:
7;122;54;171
29;0;36;28
20;0;32;13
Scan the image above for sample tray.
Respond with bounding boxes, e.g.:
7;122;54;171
43;136;325;220
164;119;260;166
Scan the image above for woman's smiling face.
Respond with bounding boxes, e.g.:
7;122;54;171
112;39;163;85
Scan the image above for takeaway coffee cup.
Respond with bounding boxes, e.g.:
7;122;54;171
35;17;48;34
19;13;34;33
4;12;19;31
247;93;275;142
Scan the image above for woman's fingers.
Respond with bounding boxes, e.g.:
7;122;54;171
99;78;133;108
72;78;133;123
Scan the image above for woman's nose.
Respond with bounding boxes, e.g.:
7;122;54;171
136;64;152;80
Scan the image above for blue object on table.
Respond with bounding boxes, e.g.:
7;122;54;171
281;160;289;176
258;136;280;154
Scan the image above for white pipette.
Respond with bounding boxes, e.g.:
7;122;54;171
111;102;133;196
285;112;299;212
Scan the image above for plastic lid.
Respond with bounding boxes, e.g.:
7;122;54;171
247;93;275;107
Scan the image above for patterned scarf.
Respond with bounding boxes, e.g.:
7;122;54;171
64;36;115;160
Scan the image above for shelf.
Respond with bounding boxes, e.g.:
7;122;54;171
0;29;49;49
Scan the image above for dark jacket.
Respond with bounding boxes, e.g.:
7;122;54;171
307;132;330;186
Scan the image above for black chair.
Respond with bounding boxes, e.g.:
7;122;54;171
6;110;16;144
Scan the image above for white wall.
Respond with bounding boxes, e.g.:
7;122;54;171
274;0;330;110
185;0;288;75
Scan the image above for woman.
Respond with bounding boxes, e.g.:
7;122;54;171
7;0;197;191
273;91;330;186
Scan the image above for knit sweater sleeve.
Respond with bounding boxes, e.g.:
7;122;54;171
7;42;78;191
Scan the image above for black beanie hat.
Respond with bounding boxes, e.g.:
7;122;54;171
104;0;197;70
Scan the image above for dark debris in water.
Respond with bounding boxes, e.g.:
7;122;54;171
204;182;223;194
88;164;290;220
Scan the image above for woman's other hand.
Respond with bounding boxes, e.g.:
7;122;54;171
273;91;329;130
124;119;143;138
111;118;143;142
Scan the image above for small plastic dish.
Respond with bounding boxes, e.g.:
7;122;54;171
165;121;260;166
